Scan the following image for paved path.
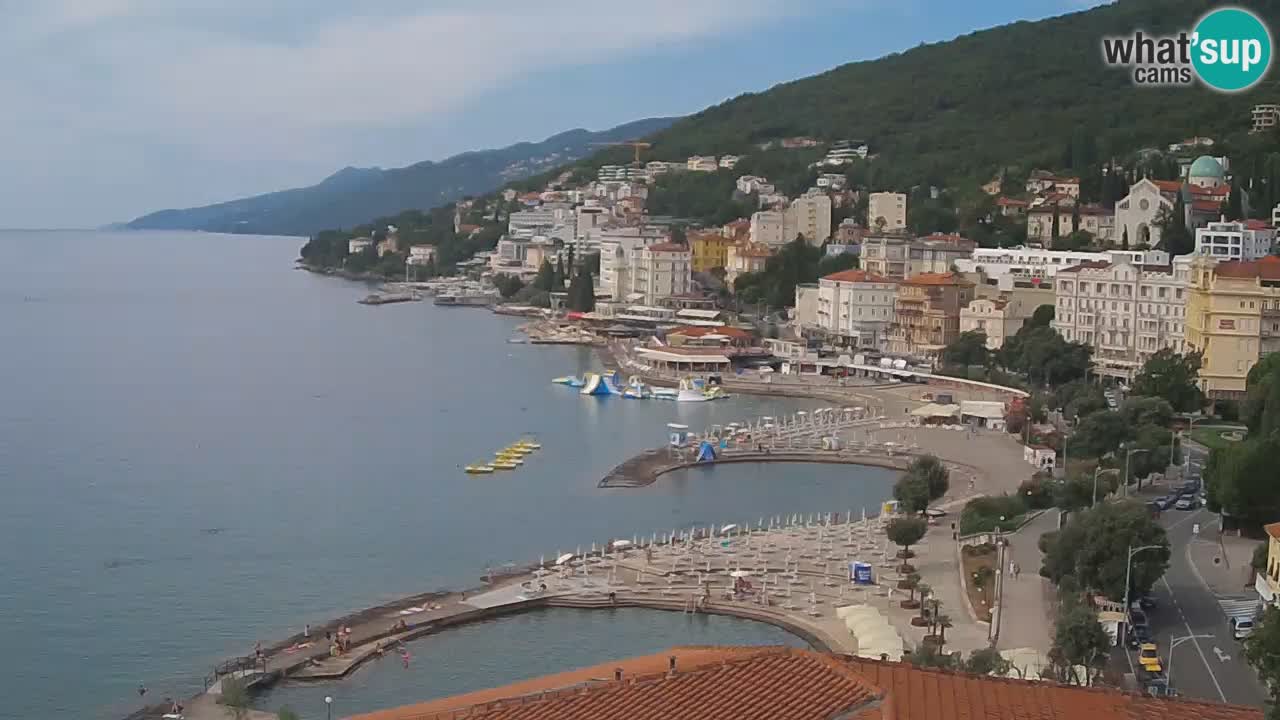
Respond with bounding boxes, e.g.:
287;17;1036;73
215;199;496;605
995;510;1057;656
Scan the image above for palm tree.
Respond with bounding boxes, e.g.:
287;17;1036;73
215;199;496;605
936;615;954;652
916;583;932;623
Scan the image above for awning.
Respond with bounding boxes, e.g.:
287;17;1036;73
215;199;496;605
911;403;960;418
636;348;731;364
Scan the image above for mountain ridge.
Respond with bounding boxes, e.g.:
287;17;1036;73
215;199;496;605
124;117;677;236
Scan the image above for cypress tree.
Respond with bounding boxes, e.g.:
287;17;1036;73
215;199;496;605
1050;203;1061;244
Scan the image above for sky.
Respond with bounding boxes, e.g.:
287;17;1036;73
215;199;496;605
0;0;1104;228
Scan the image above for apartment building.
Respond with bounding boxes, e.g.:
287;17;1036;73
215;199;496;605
1185;255;1280;399
959;296;1028;349
1052;258;1191;381
1026;203;1114;245
859;232;910;279
954;247;1170;289
868;192;907;231
887;272;975;358
726;242;773;285
1194;218;1277;261
689;231;733;273
1254;104;1280;133
797;269;899;349
750;210;787;247
597;226;669;301
787;193;833;245
630;242;692;304
687;156;719;172
909;233;976;274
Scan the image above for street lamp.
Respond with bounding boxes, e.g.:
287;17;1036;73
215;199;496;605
1124;447;1148;495
1166;633;1214;692
1122;544;1164;645
1093;467;1120;506
325;696;333;720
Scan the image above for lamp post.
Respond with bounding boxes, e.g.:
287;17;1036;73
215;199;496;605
1124;447;1148;495
1166;633;1214;692
1122;544;1163;645
325;696;333;720
1093;467;1120;506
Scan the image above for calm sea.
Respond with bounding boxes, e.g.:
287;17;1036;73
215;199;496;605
0;230;894;719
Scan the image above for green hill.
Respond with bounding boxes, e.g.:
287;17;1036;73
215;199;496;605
124;117;676;237
585;0;1280;190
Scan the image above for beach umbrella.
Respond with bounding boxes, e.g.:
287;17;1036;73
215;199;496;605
730;570;751;578
556;553;574;566
721;523;737;534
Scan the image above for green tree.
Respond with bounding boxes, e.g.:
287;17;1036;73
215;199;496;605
1130;349;1204;413
1050;604;1111;685
885;516;928;559
1070;202;1081;234
941;330;991;369
1050;204;1061;243
1118;396;1174;429
1040;501;1170;601
1029;304;1055;328
1244;606;1280;717
907;455;950;501
893;473;932;515
964;646;1012;676
1054;474;1101;512
493;274;524;299
534;258;555;291
1159;195;1194;256
1069;409;1129;457
1206;433;1280;526
1244;353;1280;433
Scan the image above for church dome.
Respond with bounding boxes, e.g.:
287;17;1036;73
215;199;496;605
1189;155;1225;179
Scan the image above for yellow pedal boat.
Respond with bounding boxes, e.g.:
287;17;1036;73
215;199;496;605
465;464;495;474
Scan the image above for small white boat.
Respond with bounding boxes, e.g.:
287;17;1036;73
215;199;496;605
652;387;679;400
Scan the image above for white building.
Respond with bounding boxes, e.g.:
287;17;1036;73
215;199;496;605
959;296;1027;349
750;210;787;247
719;155;742;169
687;156;719;172
868;192;907;232
1195;219;1277;261
630;242;692;303
736;175;773;195
348;237;373;254
574;206;608;252
1052;257;1192;380
954;247;1171;288
803;269;898;348
816;174;848;191
597;226;669;301
407;244;436;266
822;141;868;166
786;193;833;245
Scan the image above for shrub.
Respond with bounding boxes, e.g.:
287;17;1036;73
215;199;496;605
959;494;1027;535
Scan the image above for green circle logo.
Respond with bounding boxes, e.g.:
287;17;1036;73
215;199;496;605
1192;7;1272;92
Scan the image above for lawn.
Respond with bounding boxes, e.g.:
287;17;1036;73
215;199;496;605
1189;426;1248;452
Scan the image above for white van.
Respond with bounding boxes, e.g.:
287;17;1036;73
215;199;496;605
1231;616;1255;640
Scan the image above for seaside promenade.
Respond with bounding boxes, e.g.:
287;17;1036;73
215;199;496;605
146;375;1045;720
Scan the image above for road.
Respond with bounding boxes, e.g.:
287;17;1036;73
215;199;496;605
1113;444;1266;707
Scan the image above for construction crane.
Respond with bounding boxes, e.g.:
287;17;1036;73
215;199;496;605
590;140;652;164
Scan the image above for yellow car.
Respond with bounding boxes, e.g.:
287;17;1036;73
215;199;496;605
1138;643;1161;671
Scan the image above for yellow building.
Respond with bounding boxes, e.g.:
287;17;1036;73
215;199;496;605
1258;522;1280;607
1185;255;1280;399
689;231;733;273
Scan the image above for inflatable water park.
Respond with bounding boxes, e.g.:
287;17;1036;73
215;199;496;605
465;438;542;475
552;371;727;402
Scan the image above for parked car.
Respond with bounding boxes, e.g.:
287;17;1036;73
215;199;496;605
1154;496;1176;511
1126;622;1152;649
1175;496;1198;510
1139;643;1162;672
1178;482;1199;496
1138;594;1158;610
1231;616;1256;639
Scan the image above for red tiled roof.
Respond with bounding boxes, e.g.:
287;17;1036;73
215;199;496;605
1057;260;1113;273
846;657;1262;720
1214;255;1280;281
644;242;691;253
1245;219;1274;231
1152;180;1184;194
1193;199;1225;213
824;269;896;283
1265;521;1280;540
904;272;972;287
996;197;1028;207
349;648;1264;720
348;647;881;720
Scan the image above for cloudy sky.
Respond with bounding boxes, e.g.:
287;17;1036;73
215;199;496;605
0;0;1098;228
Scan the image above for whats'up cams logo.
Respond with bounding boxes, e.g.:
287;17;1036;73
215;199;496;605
1102;6;1272;92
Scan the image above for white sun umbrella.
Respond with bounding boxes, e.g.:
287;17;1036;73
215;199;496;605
556;552;575;566
730;570;751;578
613;540;633;550
721;523;738;534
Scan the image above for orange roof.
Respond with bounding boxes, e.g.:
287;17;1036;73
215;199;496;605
1214;255;1280;281
1152;180;1184;194
348;648;1264;720
644;242;690;253
824;269;895;284
1193;199;1225;213
996;197;1028;207
1266;522;1280;540
903;272;970;286
1245;219;1274;231
734;243;774;258
846;656;1261;720
348;647;880;720
669;325;752;339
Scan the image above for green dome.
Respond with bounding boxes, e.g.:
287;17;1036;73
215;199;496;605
1189;155;1225;179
